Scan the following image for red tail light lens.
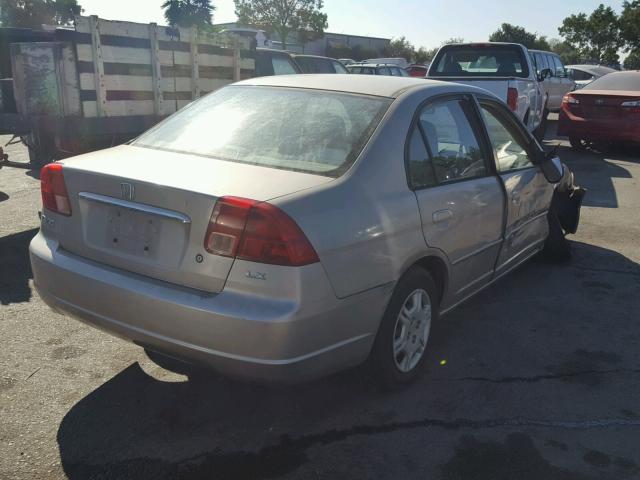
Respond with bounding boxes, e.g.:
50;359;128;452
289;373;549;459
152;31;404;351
507;88;518;112
563;94;580;105
40;163;71;216
204;196;319;267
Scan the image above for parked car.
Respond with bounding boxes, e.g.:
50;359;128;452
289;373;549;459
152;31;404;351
529;50;575;113
346;63;409;76
427;42;548;137
254;48;301;77
559;70;640;150
365;57;409;69
30;75;582;386
566;64;617;90
338;58;357;66
291;54;349;74
406;64;429;78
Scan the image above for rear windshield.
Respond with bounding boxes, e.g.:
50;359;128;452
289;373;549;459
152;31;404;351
583;72;640;91
133;86;391;177
430;45;529;78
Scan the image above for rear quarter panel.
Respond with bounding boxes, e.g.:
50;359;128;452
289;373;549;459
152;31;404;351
272;86;459;299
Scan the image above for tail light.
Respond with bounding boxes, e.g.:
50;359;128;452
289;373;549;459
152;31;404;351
204;196;319;267
507;88;518;112
621;100;640;113
563;94;580;105
40;163;71;216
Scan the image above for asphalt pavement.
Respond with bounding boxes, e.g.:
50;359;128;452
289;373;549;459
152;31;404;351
1;121;639;479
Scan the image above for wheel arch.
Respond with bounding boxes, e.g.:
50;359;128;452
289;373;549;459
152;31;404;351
410;255;449;304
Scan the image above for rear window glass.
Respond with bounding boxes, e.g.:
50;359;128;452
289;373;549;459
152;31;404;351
431;45;529;78
583;72;640;91
133;86;391;177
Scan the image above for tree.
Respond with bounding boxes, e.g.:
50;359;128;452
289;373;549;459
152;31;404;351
162;0;214;28
234;0;327;50
549;38;583;64
559;4;622;65
384;36;414;59
489;23;550;50
0;0;82;28
414;46;438;64
624;49;640;69
620;1;640;52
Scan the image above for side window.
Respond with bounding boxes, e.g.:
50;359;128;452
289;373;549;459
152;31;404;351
553;56;566;77
407;126;436;188
332;61;349;74
378;67;390;76
480;103;534;173
272;56;298;75
316;59;334;73
534;52;545;75
544;54;556;77
419;98;487;183
571;69;593;81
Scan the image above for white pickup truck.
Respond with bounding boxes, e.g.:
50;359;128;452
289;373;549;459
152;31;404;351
427;42;553;138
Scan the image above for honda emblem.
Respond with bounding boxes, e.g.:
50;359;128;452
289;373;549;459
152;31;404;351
120;182;135;201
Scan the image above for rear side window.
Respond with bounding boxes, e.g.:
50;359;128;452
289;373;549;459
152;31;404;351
407;127;436;188
273;56;298;75
584;72;640;90
480;103;533;172
544;54;556;76
431;45;529;78
534;52;547;75
332;61;349;74
570;69;593;81
408;97;487;185
133;86;391;177
552;56;566;77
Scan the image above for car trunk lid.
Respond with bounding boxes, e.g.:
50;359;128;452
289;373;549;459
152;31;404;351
570;90;640;119
56;145;332;293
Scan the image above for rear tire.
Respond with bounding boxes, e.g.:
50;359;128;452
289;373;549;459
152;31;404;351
367;267;439;388
569;136;586;151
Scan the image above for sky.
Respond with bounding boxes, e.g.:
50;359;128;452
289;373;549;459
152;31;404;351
77;0;623;49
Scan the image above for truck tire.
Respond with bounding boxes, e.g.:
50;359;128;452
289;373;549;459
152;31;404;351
26;131;55;169
569;137;586;151
367;267;439;388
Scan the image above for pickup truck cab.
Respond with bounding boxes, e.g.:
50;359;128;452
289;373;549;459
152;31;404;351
427;42;546;136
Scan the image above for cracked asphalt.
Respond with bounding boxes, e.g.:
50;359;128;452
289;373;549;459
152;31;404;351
1;121;640;479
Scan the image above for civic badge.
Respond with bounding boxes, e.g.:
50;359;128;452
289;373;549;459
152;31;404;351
120;182;135;201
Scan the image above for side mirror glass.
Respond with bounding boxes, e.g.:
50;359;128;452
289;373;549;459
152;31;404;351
540;155;563;183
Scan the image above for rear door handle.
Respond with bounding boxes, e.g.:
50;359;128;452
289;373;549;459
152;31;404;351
432;209;453;224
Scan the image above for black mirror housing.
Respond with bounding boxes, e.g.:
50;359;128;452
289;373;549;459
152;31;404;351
540;156;564;183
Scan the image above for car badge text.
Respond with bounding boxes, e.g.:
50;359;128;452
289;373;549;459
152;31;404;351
120;182;135;201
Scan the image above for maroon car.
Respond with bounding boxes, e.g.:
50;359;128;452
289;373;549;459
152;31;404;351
558;70;640;150
406;64;429;78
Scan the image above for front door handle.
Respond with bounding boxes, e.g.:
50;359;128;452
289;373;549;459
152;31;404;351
432;209;453;224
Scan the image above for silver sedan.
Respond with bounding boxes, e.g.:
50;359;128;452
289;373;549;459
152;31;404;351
30;75;582;386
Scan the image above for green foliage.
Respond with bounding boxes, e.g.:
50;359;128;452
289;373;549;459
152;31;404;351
624;49;640;69
414;46;438;64
548;38;583;64
383;36;414;59
620;0;640;51
234;0;327;50
559;4;622;65
0;0;82;28
162;0;214;28
489;23;550;50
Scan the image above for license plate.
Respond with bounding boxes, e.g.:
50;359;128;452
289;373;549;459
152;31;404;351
106;207;161;256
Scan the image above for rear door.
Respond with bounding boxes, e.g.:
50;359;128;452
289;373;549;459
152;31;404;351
476;98;553;274
409;95;504;299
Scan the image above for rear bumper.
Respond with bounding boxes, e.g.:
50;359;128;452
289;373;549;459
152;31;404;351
558;110;640;143
30;231;391;383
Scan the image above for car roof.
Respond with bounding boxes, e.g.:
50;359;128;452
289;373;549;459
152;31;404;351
233;74;457;98
347;63;396;67
292;54;335;60
567;64;617;75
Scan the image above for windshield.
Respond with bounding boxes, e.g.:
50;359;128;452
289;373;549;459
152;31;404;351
430;45;529;78
133;86;391;177
583;72;640;91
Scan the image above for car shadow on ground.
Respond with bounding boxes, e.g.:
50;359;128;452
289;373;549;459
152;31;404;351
55;241;640;480
0;227;38;305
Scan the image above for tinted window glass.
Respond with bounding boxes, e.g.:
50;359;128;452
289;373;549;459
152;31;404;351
584;72;640;91
134;86;391;177
315;58;335;73
544;54;556;76
332;61;349;74
378;67;390;76
552;56;565;77
431;45;529;77
419;98;487;183
569;69;593;81
534;52;547;75
407;127;436;188
294;56;316;73
480;104;533;172
273;56;298;75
